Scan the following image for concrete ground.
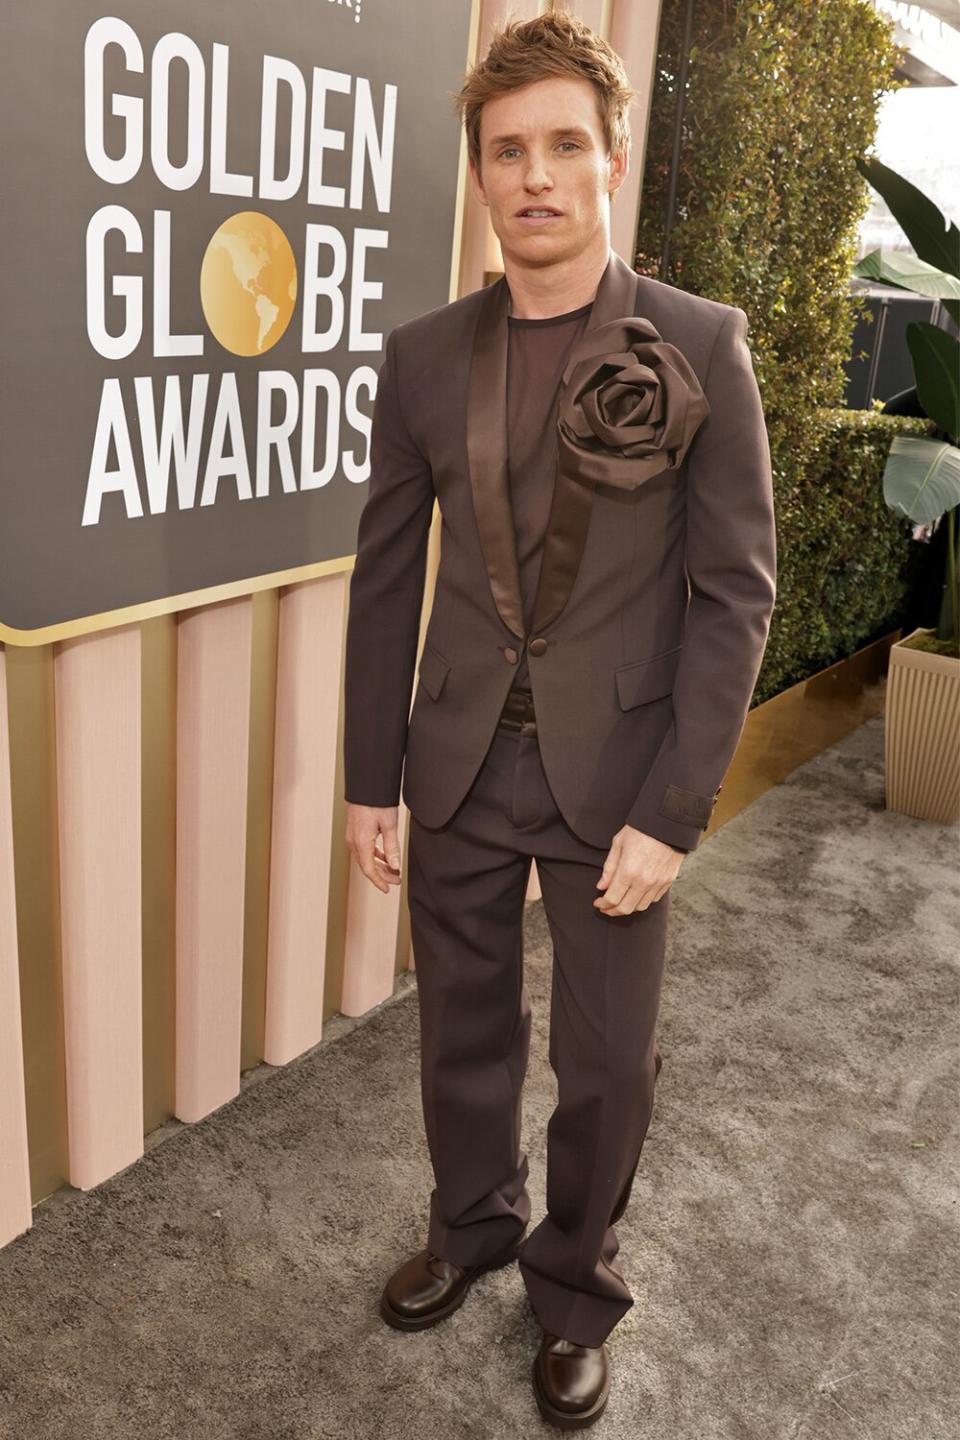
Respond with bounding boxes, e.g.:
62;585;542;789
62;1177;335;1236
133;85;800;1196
0;711;956;1440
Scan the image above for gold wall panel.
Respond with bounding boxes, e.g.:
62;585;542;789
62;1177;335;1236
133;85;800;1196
242;591;281;1073
140;614;178;1134
5;645;69;1203
707;631;898;839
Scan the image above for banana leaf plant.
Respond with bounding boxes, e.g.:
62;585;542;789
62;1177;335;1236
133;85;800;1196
854;155;960;656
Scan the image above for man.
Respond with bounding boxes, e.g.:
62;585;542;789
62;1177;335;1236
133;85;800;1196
343;12;776;1429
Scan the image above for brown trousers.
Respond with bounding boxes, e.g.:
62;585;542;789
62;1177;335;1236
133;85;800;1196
406;695;669;1348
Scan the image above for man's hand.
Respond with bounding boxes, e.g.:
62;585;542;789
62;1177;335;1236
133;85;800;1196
594;824;685;915
345;803;403;894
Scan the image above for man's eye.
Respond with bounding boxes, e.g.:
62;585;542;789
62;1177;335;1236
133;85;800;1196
496;141;580;159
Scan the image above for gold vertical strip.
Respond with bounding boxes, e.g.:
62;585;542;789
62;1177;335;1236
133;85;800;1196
242;587;280;1073
326;585;352;1020
141;613;178;1131
0;646;33;1243
4;644;68;1204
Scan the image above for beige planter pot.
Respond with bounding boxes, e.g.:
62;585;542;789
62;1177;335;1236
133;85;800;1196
885;627;960;824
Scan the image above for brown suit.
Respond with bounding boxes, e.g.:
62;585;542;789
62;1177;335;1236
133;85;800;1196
345;247;776;851
344;247;776;1346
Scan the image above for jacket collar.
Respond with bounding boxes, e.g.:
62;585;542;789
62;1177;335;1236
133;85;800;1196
466;247;642;643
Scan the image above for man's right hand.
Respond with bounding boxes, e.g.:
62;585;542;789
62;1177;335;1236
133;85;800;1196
345;803;403;894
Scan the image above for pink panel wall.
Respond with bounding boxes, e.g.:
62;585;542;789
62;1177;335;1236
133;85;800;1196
175;600;253;1123
54;627;143;1190
264;576;347;1063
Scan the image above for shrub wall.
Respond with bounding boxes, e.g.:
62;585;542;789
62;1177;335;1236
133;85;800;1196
634;0;930;699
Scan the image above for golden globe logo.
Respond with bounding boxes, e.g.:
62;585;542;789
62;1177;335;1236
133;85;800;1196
200;213;298;358
82;16;396;526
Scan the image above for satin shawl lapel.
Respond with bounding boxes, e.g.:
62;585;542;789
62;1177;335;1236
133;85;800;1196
465;248;642;643
465;272;524;638
530;249;641;637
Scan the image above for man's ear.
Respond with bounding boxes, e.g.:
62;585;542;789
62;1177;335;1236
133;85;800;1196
467;158;488;207
608;145;629;198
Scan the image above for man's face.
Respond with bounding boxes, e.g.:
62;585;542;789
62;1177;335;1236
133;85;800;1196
468;75;627;268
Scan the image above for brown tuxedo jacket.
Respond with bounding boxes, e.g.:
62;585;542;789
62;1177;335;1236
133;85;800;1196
343;247;776;852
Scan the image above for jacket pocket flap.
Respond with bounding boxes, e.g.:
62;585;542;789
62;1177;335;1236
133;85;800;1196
417;643;451;701
615;643;683;710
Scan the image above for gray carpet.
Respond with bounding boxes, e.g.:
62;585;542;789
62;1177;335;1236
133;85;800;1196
0;712;956;1440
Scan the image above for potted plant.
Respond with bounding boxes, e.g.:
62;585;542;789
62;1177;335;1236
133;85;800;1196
854;156;959;823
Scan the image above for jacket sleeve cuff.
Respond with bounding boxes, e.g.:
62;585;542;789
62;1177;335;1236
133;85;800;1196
625;782;723;852
343;790;401;809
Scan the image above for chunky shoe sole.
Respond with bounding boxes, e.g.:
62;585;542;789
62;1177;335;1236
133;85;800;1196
532;1346;610;1430
379;1235;527;1332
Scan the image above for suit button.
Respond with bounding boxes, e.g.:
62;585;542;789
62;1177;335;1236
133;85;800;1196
503;647;519;664
528;637;547;656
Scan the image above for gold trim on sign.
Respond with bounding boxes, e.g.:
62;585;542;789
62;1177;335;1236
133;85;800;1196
0;556;355;649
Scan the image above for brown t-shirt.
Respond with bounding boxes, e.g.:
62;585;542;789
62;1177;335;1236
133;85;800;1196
506;298;594;691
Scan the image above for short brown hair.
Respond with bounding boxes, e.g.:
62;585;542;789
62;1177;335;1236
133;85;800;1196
452;12;637;174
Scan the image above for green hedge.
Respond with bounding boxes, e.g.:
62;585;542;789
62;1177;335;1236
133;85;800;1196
757;408;934;699
634;0;928;698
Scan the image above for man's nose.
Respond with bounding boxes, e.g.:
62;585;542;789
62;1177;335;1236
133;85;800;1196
523;158;554;192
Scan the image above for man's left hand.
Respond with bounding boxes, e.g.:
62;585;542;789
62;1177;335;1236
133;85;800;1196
593;825;685;915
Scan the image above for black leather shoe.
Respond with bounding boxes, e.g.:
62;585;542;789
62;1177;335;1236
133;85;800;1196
379;1234;526;1331
532;1329;611;1429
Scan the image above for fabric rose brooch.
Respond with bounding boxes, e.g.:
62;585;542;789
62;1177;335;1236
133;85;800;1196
557;316;710;489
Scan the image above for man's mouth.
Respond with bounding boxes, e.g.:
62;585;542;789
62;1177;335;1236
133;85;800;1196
516;207;562;222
